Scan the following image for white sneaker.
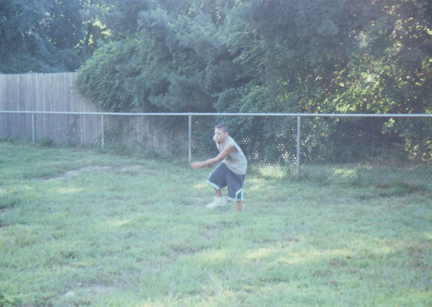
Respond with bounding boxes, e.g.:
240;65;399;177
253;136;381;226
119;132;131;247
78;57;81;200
206;197;227;209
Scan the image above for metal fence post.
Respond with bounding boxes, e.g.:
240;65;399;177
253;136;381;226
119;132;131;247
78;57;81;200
101;113;104;148
297;114;301;176
188;114;192;163
32;113;35;143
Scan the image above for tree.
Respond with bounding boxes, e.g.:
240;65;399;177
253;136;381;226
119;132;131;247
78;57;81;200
74;0;431;163
76;2;252;112
0;0;105;73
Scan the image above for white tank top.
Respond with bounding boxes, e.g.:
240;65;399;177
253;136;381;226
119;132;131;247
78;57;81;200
214;135;247;175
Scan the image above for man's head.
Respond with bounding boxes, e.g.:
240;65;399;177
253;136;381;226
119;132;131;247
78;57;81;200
214;123;229;143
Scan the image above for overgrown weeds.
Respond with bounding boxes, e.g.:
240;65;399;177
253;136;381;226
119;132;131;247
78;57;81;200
0;143;431;306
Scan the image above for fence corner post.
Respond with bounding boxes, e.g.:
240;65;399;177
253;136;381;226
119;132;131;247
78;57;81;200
32;113;35;143
188;114;192;163
101;112;104;148
296;114;301;176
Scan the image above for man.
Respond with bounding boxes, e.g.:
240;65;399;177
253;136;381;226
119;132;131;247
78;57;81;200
191;123;247;212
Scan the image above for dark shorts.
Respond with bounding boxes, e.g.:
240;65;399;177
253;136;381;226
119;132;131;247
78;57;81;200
206;163;245;201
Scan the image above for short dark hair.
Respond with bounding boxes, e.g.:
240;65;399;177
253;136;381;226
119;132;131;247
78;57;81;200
215;123;229;133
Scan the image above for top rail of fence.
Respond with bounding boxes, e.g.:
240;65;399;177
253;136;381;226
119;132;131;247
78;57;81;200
1;110;431;118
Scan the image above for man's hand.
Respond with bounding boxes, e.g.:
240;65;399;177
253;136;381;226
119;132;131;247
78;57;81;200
190;162;203;170
191;145;236;170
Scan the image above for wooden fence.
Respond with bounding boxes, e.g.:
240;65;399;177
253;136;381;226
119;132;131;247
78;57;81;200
0;73;188;151
0;72;101;144
0;72;95;112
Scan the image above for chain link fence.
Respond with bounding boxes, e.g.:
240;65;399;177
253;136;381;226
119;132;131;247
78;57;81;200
1;111;431;189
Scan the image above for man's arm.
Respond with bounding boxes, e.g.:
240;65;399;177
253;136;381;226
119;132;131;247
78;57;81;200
191;145;237;170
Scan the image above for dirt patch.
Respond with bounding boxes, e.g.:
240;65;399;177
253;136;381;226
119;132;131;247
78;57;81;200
120;165;142;171
38;165;143;182
82;285;111;294
40;166;111;182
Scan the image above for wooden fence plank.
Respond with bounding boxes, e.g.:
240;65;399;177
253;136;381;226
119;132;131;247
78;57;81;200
0;72;98;143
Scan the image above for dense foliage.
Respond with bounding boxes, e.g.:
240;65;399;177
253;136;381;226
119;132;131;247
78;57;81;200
73;0;432;115
0;0;115;73
1;0;431;162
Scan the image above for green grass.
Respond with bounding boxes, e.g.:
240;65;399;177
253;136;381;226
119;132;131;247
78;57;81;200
0;143;431;306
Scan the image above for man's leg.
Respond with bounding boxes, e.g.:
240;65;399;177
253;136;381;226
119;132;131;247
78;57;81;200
215;188;222;198
236;201;242;212
227;172;245;213
206;164;228;209
207;188;227;209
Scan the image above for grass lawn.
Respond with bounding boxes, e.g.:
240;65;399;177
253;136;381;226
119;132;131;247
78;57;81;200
0;142;431;306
